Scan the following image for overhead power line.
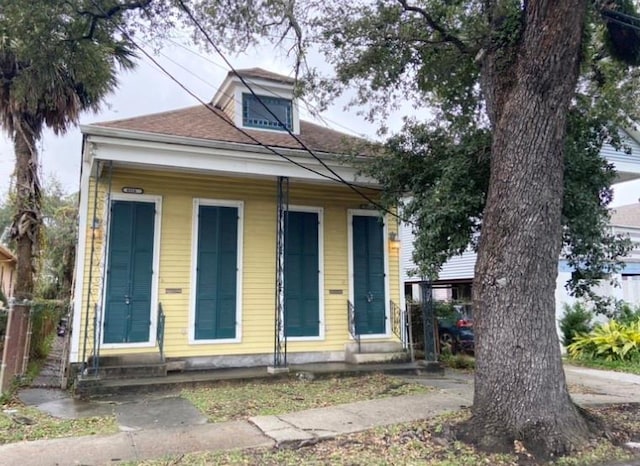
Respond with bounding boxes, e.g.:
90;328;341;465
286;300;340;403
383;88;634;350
175;0;409;223
87;0;386;191
164;37;373;140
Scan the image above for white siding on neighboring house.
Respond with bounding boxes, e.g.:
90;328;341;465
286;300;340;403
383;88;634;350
622;276;640;303
399;221;416;283
601;129;640;183
438;251;477;281
400;221;476;283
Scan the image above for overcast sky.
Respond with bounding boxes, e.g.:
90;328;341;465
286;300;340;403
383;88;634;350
0;37;638;208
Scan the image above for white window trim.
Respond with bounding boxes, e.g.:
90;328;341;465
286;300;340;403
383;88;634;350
286;206;325;342
233;87;300;135
100;193;163;349
347;209;391;339
189;198;244;345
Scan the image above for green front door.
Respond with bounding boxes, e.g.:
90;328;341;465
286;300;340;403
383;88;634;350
104;201;155;344
352;215;386;335
284;210;320;337
194;205;238;340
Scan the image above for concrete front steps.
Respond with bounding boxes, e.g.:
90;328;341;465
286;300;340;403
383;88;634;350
345;341;410;364
84;353;186;380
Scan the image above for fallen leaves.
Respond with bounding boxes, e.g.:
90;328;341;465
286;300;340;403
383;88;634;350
181;373;432;422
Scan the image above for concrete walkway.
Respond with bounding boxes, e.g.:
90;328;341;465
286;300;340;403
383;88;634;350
1;365;639;465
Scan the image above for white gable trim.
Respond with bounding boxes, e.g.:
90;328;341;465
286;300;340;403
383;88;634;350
83;132;375;186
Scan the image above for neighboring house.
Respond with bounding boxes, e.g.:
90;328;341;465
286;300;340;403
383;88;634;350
402;205;640;319
0;244;16;302
556;203;640;313
71;68;405;374
401;128;640;322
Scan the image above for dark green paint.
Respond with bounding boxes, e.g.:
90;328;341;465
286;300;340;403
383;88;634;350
352;215;386;335
104;201;155;344
195;205;238;340
284;211;320;337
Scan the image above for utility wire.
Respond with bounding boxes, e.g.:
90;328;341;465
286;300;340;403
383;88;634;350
164;37;373;140
601;14;640;33
88;0;382;190
601;7;640;25
141;40;349;141
175;0;409;223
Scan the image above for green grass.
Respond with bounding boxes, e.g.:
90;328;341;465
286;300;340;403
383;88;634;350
0;405;118;444
565;357;640;375
181;373;432;422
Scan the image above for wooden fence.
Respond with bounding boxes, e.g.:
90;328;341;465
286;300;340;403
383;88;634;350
0;302;32;395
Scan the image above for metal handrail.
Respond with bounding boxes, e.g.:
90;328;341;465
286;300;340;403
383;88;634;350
390;300;403;340
347;300;361;353
391;300;415;362
157;303;166;362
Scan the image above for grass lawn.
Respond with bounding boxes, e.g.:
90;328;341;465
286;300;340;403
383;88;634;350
181;373;432;422
127;405;640;466
0;373;428;445
565;357;640;375
0;404;118;444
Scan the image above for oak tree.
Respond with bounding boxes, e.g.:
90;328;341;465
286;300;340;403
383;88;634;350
191;0;640;457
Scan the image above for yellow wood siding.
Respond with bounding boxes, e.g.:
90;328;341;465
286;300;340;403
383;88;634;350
78;168;400;360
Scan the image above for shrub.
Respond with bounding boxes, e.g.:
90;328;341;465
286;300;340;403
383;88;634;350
0;288;7;308
29;299;68;360
567;319;640;362
559;302;594;347
614;302;640;326
440;350;475;369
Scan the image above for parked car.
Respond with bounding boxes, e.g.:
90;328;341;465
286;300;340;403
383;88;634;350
437;305;474;354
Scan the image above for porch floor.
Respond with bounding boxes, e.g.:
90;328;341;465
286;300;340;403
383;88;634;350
76;360;443;397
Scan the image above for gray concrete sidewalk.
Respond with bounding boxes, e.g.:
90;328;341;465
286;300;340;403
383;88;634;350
1;365;639;466
0;389;471;466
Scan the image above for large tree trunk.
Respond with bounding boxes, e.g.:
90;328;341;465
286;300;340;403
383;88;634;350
467;0;593;458
12;118;41;300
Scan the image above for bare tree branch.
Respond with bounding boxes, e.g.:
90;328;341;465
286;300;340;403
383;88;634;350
396;0;468;53
75;0;153;40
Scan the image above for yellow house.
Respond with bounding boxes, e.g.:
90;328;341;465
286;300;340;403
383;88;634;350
0;244;16;302
70;69;406;375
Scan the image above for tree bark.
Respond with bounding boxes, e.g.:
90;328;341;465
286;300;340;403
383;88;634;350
467;0;594;458
12;118;41;300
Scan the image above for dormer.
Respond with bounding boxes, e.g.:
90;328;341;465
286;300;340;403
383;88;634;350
212;68;300;135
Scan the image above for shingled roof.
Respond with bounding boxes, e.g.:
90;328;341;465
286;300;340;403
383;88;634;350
92;105;366;155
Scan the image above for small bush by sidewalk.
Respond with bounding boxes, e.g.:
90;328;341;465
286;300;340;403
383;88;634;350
559;302;594;347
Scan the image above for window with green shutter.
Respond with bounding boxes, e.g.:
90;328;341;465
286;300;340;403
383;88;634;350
194;204;239;340
284;210;320;337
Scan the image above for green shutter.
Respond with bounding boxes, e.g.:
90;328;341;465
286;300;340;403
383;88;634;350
104;201;155;344
284;211;319;337
195;205;238;340
353;215;386;335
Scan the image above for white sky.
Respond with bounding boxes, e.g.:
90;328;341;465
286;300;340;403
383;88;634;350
0;37;638;208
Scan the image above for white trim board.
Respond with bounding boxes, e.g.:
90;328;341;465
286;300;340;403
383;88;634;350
70;159;92;363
